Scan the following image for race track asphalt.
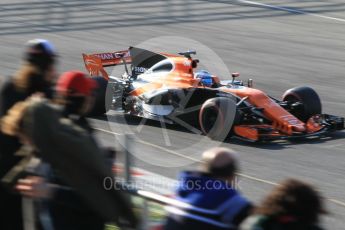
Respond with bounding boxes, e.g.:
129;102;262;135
0;0;344;228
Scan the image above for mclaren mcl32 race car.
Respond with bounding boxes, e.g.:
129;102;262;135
82;47;344;142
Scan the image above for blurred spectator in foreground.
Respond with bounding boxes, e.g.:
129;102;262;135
240;179;326;230
0;39;57;230
48;71;105;230
164;147;252;230
1;93;137;229
55;70;116;169
15;71;103;230
0;39;57;116
2;71;137;229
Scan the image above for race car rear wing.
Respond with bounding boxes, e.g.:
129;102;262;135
83;47;169;80
82;50;131;80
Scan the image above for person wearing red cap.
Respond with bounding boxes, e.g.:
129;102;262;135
11;71;135;229
1;84;137;229
56;70;97;97
1;70;98;229
0;39;58;230
55;70;97;126
46;71;106;229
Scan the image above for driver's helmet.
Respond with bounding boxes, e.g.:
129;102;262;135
195;70;213;87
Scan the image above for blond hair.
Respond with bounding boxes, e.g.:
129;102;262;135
13;63;40;92
0;100;30;136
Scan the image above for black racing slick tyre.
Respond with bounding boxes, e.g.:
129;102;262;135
282;86;322;122
199;97;237;141
89;76;112;116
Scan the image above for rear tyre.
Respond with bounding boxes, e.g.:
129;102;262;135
282;86;322;122
199;97;237;141
89;76;112;116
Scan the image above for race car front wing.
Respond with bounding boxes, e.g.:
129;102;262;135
233;114;344;142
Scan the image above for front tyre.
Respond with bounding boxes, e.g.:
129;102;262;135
199;97;237;141
282;86;322;122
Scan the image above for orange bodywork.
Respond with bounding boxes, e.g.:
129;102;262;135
130;56;200;96
220;87;306;134
234;126;260;141
83;48;312;140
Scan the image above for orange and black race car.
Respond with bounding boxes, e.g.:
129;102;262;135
82;47;344;142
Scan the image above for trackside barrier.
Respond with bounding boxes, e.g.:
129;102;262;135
118;182;207;230
117;134;220;230
118;134;166;229
118;134;171;229
20;134;183;230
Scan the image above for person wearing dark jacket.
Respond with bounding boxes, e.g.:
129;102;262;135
240;179;326;230
0;39;56;116
8;71;136;229
1;92;137;229
0;39;57;230
165;147;252;230
49;70;105;230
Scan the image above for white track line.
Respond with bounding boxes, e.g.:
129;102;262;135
239;0;345;23
94;127;202;163
328;199;345;207
94;127;122;135
94;127;345;208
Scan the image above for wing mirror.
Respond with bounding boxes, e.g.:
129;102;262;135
231;72;240;83
247;78;253;88
192;59;199;68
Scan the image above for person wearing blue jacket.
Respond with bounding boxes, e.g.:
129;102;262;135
165;147;253;230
